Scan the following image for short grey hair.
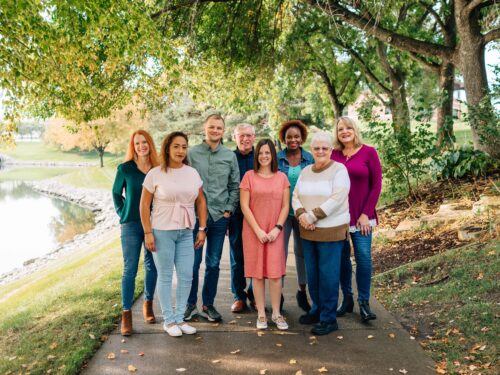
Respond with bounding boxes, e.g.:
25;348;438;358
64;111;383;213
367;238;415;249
233;123;255;135
311;131;333;149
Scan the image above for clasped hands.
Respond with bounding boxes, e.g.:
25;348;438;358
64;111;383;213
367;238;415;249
255;227;281;244
298;212;316;231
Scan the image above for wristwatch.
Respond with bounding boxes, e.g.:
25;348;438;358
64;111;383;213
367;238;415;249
198;227;208;233
275;224;283;231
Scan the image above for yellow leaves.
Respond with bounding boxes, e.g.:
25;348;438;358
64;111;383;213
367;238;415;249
230;349;241;354
257;331;265;337
128;365;137;372
211;359;221;364
289;359;297;364
276;343;283;347
435;361;447;374
107;352;116;360
49;342;58;349
318;366;329;373
389;333;396;339
295;371;304;375
476;272;484;280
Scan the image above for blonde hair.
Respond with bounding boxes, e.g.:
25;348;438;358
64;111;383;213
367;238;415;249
333;116;363;150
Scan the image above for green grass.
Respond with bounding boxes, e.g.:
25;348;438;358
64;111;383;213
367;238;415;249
0;167;74;181
0;141;117;164
0;235;142;375
374;240;499;374
54;164;119;190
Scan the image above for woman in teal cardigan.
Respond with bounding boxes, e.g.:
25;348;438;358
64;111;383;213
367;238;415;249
112;130;159;335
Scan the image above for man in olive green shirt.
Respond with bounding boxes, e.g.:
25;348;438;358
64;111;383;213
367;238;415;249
185;114;240;322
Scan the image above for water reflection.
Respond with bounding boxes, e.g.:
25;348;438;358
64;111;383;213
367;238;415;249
0;181;96;275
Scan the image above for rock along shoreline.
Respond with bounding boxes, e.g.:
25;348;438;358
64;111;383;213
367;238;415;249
0;180;119;286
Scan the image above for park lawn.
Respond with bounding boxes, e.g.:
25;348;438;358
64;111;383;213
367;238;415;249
0;167;74;181
0;141;116;164
53;157;122;190
374;240;499;375
0;233;139;375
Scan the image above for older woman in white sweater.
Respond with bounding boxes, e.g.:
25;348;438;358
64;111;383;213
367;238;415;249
292;131;350;336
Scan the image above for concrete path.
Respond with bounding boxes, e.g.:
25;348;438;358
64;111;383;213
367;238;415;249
83;238;435;375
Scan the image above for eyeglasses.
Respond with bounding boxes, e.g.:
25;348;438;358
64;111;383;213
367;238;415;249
312;147;331;152
236;134;254;138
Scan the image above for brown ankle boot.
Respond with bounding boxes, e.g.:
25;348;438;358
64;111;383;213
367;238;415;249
121;310;132;336
143;300;156;324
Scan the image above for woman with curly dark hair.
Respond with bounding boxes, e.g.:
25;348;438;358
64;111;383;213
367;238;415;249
277;120;314;312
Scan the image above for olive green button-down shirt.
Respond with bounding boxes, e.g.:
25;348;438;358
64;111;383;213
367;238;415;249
188;141;240;222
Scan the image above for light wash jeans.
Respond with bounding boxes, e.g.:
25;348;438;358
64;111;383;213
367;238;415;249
152;229;194;325
120;221;157;310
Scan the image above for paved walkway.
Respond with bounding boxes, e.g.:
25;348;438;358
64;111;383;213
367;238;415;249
83;238;435;374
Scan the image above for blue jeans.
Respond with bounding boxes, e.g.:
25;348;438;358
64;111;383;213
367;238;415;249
302;239;343;323
228;210;247;301
188;215;229;306
283;215;307;286
120;221;157;310
152;229;194;325
339;231;373;301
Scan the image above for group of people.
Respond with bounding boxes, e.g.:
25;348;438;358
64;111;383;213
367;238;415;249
112;114;382;338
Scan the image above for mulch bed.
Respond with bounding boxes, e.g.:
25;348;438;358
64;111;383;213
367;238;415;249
371;172;498;274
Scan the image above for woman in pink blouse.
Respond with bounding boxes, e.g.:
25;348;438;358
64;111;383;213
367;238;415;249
330;117;382;322
140;132;208;337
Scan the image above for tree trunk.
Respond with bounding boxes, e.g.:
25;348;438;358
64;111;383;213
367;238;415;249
98;148;105;168
456;7;499;157
436;62;455;149
316;69;344;120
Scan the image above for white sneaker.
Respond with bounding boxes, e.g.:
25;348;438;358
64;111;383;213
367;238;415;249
178;323;197;335
272;315;288;330
256;316;268;330
163;323;182;337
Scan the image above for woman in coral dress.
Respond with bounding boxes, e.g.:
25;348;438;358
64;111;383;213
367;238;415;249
240;139;290;330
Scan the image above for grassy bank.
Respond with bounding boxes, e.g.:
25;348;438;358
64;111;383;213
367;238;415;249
0;141;117;164
0;167;74;181
0;234;139;375
374;240;499;375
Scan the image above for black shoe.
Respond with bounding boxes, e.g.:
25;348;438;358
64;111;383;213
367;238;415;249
359;300;377;322
296;290;311;312
336;295;354;317
184;304;198;321
299;313;320;325
311;321;338;336
201;305;222;322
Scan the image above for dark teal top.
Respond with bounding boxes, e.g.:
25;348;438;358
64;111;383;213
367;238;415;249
112;160;147;224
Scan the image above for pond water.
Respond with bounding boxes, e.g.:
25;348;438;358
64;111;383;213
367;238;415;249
0;180;96;276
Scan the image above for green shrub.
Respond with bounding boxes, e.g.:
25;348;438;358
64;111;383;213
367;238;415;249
431;145;498;179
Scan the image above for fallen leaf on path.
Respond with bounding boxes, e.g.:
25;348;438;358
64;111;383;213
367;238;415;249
176;368;186;372
100;335;108;342
276;343;283;347
289;359;297;364
121;349;129;354
409;336;415;340
230;349;240;354
212;323;220;327
389;333;396;339
389;368;393;371
259;370;267;374
121;339;126;343
398;369;408;374
107;353;115;360
336;336;343;340
257;331;265;337
367;335;374;339
469;365;477;371
138;352;145;357
236;316;241;319
128;365;137;372
309;336;316;340
318;366;328;373
476;272;484;280
211;360;221;364
228;320;237;324
88;334;95;340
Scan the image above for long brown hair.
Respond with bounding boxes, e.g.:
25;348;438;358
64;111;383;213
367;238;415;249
254;139;278;173
160;131;189;171
124;130;159;167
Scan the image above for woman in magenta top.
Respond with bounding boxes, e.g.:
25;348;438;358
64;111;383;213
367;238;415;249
330;116;382;322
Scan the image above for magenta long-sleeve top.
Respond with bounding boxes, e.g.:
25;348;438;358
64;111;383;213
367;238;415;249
330;144;382;227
